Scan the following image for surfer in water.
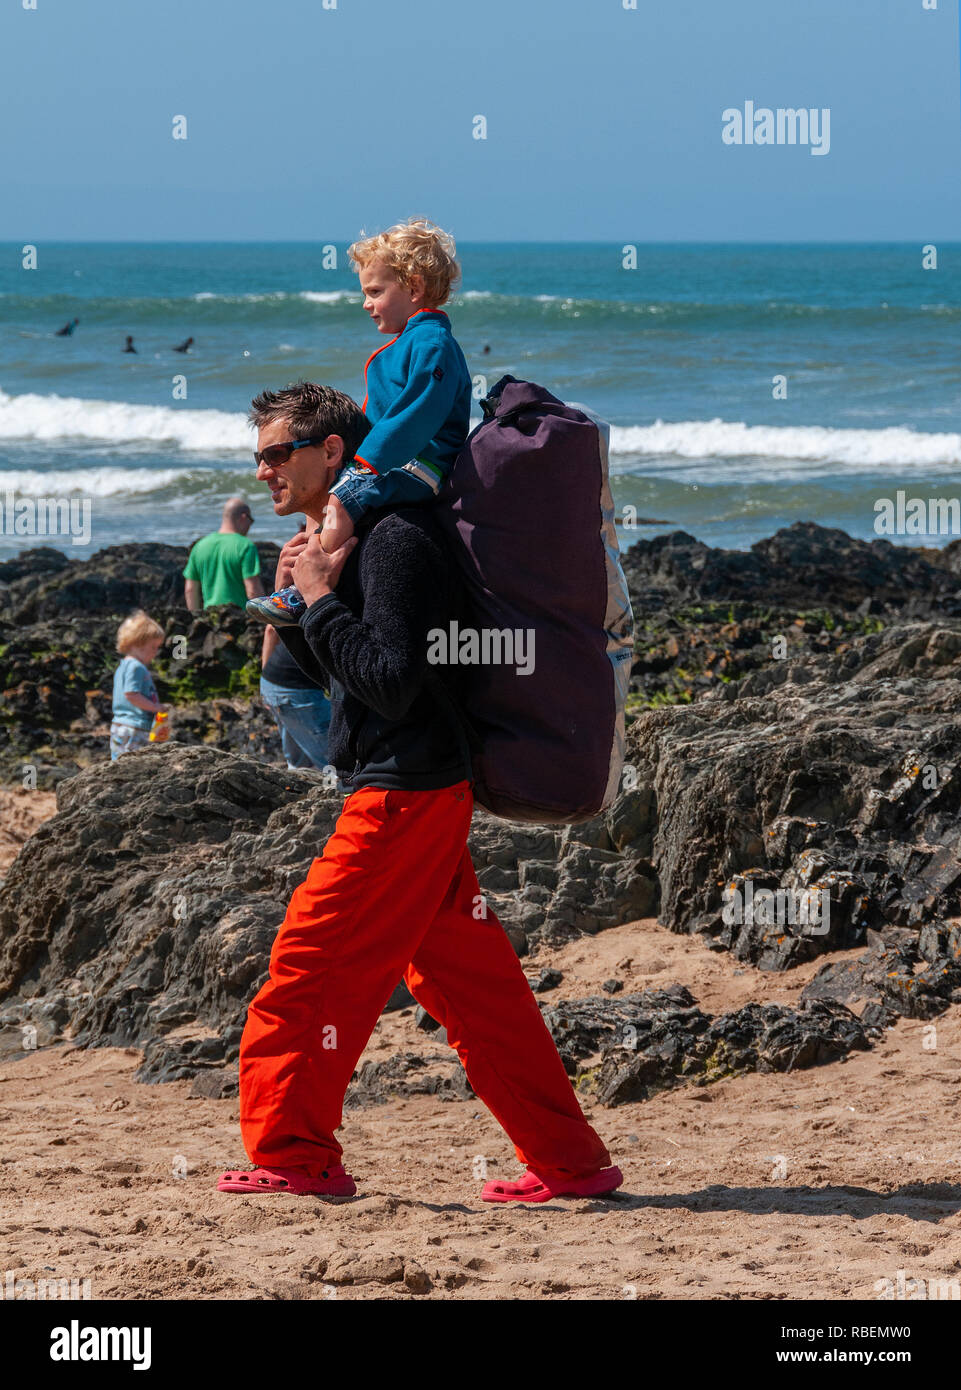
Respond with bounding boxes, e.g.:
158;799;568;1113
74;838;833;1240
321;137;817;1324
123;336;137;354
173;337;194;353
55;319;79;336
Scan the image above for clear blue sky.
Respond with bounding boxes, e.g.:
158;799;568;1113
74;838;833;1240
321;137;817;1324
0;0;958;241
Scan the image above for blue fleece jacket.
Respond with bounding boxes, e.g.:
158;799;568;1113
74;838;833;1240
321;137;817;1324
353;309;471;478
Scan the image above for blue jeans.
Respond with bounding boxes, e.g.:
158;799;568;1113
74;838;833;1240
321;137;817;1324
330;460;444;523
260;677;332;770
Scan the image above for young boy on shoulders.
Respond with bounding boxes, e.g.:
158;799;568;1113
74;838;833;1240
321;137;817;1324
247;216;472;626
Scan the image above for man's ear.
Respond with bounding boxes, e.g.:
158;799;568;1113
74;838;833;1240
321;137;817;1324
324;434;347;472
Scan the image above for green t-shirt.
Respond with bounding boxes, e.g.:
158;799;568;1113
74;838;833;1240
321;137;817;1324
183;531;261;608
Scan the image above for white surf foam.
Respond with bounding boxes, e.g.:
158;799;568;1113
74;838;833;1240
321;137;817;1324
191;291;282;302
299;291;363;304
0;468;192;497
609;419;961;471
0;388;251;452
2;388;955;480
189;289;359;304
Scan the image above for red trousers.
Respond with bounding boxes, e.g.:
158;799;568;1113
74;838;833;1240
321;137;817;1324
239;779;611;1180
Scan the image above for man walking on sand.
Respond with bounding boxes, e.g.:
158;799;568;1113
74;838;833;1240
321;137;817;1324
217;381;622;1204
183;497;265;611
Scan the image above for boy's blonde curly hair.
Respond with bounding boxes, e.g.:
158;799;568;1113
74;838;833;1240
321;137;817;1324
348;217;461;307
116;610;164;655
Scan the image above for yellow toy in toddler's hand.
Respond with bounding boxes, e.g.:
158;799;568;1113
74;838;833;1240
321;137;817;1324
149;710;170;743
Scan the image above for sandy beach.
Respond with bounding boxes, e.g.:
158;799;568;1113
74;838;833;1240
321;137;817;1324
2;914;959;1302
0;788;58;878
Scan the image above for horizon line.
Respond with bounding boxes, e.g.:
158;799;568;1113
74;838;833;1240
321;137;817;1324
1;238;958;248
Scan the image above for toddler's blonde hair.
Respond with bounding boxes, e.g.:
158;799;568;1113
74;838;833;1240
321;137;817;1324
349;217;461;307
116;611;164;655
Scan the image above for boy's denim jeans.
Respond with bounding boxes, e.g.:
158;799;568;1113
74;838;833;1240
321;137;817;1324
109;720;151;761
260;677;331;771
330;460;444;523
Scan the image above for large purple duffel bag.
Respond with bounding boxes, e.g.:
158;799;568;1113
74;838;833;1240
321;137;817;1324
433;375;635;824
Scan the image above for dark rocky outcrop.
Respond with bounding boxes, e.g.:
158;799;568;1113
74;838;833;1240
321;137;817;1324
622;522;961;707
622;621;961;980
617;527;961;1016
0;541;282;783
470;816;657;951
0;746;657;1086
529;967;564;993
622;523;961;619
349;985;875;1110
344;1052;475;1108
0;547;72;586
0;747;336;1076
5;521;960;778
0;543;195;624
2;523;960;1102
540;985;870;1106
802;924;961;1023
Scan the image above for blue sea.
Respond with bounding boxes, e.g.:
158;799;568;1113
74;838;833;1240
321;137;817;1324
0;242;959;557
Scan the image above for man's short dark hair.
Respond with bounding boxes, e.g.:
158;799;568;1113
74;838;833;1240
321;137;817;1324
249;381;371;462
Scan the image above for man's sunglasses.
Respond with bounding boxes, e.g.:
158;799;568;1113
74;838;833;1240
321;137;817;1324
253;436;329;468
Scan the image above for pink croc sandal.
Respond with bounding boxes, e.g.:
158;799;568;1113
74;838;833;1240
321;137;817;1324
481;1164;623;1204
216;1164;356;1196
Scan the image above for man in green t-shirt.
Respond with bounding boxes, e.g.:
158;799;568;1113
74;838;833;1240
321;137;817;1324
183;498;265;610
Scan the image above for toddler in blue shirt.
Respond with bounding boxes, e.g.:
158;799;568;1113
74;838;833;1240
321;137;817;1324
247;218;472;627
110;611;166;759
